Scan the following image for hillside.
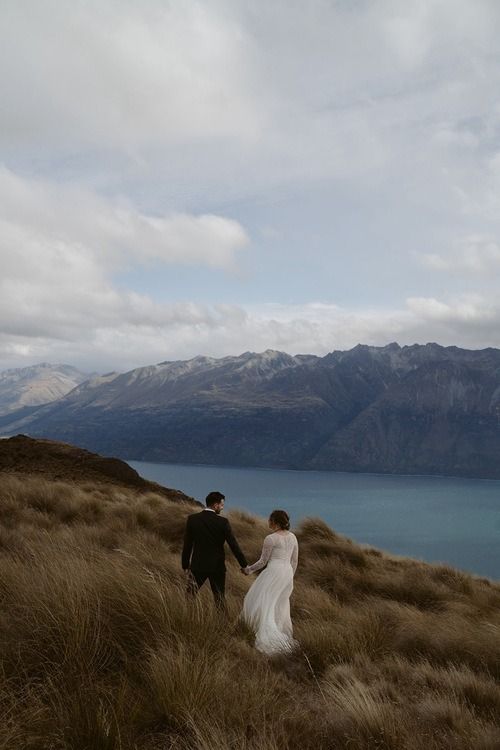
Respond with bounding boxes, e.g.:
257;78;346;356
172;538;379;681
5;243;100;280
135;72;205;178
0;438;499;748
0;363;90;414
2;344;500;479
0;434;194;504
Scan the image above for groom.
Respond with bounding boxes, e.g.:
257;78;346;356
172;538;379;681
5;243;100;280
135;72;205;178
181;491;248;610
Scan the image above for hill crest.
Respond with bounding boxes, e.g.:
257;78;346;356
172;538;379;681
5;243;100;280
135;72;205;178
0;434;195;505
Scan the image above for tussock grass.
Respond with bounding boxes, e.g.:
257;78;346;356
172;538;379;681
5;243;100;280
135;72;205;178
0;474;499;748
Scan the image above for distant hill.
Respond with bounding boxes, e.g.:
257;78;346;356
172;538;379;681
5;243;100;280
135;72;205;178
2;344;500;478
0;363;90;415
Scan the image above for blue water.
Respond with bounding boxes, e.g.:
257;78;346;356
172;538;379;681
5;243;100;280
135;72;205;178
129;461;500;581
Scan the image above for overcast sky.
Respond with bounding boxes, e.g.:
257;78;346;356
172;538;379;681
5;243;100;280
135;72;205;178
2;0;500;372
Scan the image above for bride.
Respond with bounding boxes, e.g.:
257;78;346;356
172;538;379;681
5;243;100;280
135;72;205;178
241;509;299;655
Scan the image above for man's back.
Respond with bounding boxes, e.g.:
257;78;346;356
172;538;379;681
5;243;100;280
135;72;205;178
181;493;247;608
182;509;247;572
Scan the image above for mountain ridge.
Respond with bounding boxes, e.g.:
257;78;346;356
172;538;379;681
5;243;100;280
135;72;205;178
2;343;500;479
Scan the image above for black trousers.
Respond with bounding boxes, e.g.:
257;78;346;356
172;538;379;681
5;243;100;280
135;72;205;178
187;567;226;610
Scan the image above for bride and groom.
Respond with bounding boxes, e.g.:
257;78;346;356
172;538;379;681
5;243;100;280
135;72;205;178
181;491;299;655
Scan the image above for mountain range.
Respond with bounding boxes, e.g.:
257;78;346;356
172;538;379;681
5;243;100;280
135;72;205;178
2;343;500;478
0;363;90;414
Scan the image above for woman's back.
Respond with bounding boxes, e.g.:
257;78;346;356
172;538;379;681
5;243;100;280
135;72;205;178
267;532;298;569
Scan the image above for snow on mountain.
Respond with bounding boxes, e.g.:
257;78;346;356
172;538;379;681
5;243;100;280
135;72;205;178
0;364;91;415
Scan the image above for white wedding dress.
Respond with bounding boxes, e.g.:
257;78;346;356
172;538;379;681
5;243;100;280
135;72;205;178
242;531;299;655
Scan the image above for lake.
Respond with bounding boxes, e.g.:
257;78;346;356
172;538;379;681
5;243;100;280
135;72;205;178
128;460;500;581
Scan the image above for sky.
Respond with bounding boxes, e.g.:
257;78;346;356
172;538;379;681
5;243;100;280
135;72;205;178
2;0;500;373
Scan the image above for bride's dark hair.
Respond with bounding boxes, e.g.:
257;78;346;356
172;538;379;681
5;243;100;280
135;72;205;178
269;509;290;530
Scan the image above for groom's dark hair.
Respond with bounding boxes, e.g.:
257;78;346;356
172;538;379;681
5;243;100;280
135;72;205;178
206;491;225;507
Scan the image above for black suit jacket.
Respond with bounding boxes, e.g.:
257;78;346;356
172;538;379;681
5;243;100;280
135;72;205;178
182;510;247;572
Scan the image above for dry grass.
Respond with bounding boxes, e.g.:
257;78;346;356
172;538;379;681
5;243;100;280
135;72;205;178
0;475;499;749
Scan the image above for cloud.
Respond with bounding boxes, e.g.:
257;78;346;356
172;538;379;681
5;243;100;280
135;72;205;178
432;123;479;149
1;1;500;372
0;1;263;149
0;167;248;271
420;235;500;273
2;289;500;374
0;166;249;348
3;0;499;192
406;295;494;322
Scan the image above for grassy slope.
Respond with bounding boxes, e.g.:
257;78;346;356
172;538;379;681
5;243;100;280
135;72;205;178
0;473;499;749
0;435;194;504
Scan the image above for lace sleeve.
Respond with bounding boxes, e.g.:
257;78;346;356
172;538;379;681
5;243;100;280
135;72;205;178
245;535;274;574
291;535;298;574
